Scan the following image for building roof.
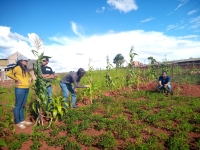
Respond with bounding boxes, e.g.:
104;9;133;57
27;59;37;70
168;57;200;64
6;51;22;59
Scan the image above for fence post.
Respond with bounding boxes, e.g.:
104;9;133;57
1;70;5;82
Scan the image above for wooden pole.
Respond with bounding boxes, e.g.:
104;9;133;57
2;70;5;82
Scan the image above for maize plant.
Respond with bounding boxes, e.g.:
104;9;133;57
105;56;116;91
126;46;138;88
147;56;157;81
48;96;68;123
83;67;98;104
105;73;116;90
31;46;49;125
30;35;66;126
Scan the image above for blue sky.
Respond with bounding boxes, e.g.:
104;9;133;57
0;0;200;72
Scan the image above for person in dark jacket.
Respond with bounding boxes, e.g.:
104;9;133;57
60;68;89;108
158;71;172;95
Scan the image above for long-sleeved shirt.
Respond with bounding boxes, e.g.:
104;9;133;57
6;66;30;88
61;72;85;88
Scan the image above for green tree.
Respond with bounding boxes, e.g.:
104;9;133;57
113;54;125;68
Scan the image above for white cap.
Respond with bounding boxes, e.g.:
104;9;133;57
17;55;29;61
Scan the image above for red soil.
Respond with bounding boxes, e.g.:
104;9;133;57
137;82;200;97
1;81;200;149
83;128;106;136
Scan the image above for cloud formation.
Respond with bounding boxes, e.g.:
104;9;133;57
0;26;200;72
71;21;83;37
107;0;138;13
175;0;189;11
168;0;189;16
96;7;105;13
188;9;199;15
141;17;154;23
190;16;200;29
0;26;33;59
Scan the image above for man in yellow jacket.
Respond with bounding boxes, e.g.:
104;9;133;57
6;55;32;129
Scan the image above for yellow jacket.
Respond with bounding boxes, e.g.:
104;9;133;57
6;66;30;88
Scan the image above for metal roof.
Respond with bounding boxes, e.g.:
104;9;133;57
168;57;200;64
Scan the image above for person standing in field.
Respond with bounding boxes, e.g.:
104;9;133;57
60;68;89;108
6;55;32;129
41;56;57;109
158;71;172;95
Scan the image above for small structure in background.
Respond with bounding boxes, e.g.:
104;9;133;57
0;51;36;82
132;61;143;67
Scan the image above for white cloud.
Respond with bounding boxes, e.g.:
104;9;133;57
166;24;178;30
168;0;189;16
107;0;138;13
71;21;83;37
166;22;188;31
190;16;200;29
188;9;199;15
96;7;105;13
1;26;200;72
0;26;33;59
177;35;200;39
175;0;189;11
141;17;154;23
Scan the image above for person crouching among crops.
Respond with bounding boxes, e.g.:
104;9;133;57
60;68;89;108
6;55;32;129
41;56;57;110
158;71;172;95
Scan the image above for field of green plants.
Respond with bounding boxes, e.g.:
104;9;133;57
0;46;200;149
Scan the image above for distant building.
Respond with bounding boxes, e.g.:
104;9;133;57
132;61;143;67
0;51;36;82
168;57;200;65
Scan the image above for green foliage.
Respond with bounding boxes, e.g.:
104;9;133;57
166;132;189;150
126;46;139;88
8;133;30;150
63;141;81;150
105;56;116;90
0;139;6;148
83;67;99;104
147;56;158;80
49;96;68;121
113;53;125;68
97;131;118;149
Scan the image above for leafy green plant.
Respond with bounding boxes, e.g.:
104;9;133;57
49;96;68;122
8;133;30;150
77;133;93;146
30;35;66;126
30;140;42;150
97;131;118;149
30;36;51;125
63;141;81;150
147;56;158;81
166;132;189;150
105;56;116;91
126;46;138;88
83;67;99;104
0;139;7;148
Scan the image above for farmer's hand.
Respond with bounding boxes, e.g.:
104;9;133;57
15;80;21;86
74;89;77;94
41;74;45;78
30;79;33;84
85;85;90;88
41;74;49;78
